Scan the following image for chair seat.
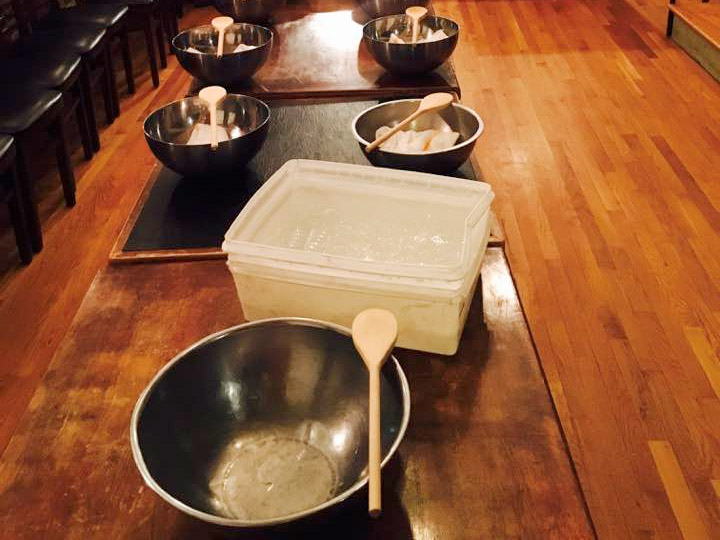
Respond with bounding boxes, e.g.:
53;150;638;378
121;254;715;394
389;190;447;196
1;51;82;90
40;4;129;29
0;135;15;171
0;86;63;133
18;24;107;55
90;0;157;7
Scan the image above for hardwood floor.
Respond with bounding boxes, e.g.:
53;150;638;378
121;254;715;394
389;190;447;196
1;0;720;538
440;0;720;537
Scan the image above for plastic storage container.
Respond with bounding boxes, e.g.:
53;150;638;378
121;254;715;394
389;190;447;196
222;160;494;355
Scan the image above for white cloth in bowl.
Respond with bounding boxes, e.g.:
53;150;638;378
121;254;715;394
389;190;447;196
386;29;450;44
374;112;460;153
233;43;257;53
186;123;230;145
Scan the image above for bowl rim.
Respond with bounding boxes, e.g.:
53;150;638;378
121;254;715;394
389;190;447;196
171;23;273;55
143;94;271;148
130;317;411;528
351;99;484;156
362;14;460;45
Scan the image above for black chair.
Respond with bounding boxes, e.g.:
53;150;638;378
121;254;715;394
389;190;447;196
1;50;94;160
0;135;33;265
0;85;75;252
12;0;118;136
90;0;168;88
14;24;115;153
36;3;131;107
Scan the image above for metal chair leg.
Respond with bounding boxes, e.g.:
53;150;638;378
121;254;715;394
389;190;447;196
156;19;167;68
75;83;94;160
5;164;33;265
53;117;77;208
14;139;43;252
105;45;120;118
80;62;101;152
143;19;160;87
120;28;135;94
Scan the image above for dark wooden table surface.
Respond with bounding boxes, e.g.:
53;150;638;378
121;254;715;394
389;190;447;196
186;0;461;99
0;249;594;538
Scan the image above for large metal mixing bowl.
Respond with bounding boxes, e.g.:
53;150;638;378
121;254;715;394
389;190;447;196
172;24;272;84
358;0;429;18
131;318;410;527
213;0;285;23
363;14;459;75
352;98;484;174
143;94;270;177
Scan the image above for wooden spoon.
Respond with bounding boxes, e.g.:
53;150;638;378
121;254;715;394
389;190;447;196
352;308;398;518
211;16;234;57
406;6;428;44
198;86;227;149
365;92;454;153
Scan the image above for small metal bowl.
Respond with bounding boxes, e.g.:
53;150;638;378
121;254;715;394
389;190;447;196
144;94;270;177
352;98;484;174
363;14;459;75
213;0;285;23
172;24;272;85
358;0;429;18
131;318;410;527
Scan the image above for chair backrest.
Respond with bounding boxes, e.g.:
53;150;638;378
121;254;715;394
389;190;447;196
12;0;61;28
0;0;21;53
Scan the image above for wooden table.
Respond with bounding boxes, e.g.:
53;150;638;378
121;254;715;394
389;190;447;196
0;249;594;538
186;0;461;99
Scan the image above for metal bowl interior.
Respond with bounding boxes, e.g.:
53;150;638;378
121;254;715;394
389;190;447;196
358;0;429;18
172;24;273;84
214;0;286;23
362;15;459;75
352;99;484;174
131;319;410;527
143;94;270;177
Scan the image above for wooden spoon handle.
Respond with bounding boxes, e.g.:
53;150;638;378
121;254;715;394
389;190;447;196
368;366;382;518
209;106;218;149
217;28;225;57
365;110;420;153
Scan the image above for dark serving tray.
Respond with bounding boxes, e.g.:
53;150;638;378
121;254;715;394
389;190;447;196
113;99;478;261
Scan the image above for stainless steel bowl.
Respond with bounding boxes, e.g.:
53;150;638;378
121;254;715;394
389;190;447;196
213;0;285;23
358;0;429;18
352;99;484;174
363;15;459;75
172;24;272;84
131;318;410;527
144;94;270;177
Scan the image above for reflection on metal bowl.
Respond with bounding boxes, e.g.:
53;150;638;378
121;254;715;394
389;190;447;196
358;0;430;18
131;318;410;527
172;24;272;84
363;14;459;75
352;98;484;174
213;0;286;23
144;94;270;177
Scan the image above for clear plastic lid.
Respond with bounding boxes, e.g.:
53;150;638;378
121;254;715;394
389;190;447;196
223;160;494;282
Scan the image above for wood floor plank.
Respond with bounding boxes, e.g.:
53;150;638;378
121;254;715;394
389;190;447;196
649;440;711;540
684;327;720;400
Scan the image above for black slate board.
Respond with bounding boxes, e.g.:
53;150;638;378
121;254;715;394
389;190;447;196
123;100;476;253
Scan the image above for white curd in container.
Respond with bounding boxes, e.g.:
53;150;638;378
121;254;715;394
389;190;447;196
222;160;494;355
